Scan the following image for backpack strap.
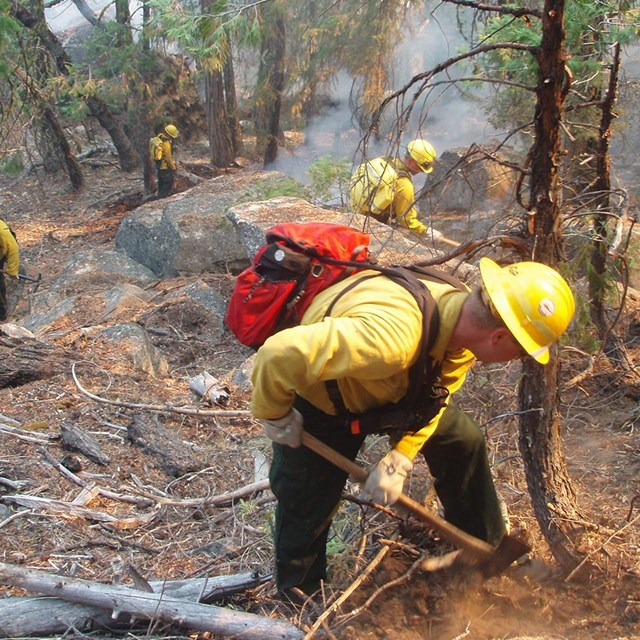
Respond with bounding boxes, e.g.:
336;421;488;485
322;266;458;435
323;273;380;415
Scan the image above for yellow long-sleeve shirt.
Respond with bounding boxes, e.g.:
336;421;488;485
0;219;20;276
251;270;476;460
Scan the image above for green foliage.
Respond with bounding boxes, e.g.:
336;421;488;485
325;508;358;583
240;176;311;202
0;151;24;175
477;0;640;135
0;0;19;78
307;154;352;205
149;0;259;72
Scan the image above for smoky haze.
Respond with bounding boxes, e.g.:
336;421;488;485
269;3;501;188
44;1;501;188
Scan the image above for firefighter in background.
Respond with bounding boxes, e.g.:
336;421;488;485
155;124;179;199
0;218;20;321
349;138;444;242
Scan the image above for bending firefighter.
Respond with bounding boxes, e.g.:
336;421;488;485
251;258;575;597
0;218;20;321
349;139;443;241
153;124;179;199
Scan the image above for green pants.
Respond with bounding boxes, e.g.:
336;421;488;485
269;399;506;593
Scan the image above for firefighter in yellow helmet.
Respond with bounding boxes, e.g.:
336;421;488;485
251;257;574;597
349;138;443;241
0;218;20;321
155;124;179;199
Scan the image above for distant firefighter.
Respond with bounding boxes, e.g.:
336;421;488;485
349;138;444;242
150;123;179;199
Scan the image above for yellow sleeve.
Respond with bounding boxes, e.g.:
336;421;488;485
393;348;476;460
0;221;20;276
392;176;427;235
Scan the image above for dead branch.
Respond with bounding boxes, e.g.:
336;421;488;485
128;478;271;507
0;422;55;444
411;234;528;268
2;494;160;530
39;447;155;508
302;541;392;639
71;362;250;419
0;563;298;639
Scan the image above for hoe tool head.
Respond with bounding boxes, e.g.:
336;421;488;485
476;534;531;578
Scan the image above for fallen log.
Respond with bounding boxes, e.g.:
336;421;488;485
0;562;301;639
0;572;270;638
0;336;72;388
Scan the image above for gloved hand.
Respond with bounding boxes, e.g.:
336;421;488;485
363;449;413;505
430;228;444;242
261;408;303;448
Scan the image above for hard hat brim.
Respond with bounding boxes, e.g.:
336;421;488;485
479;257;550;365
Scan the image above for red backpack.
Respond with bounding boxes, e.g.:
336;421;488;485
226;221;469;435
225;222;372;349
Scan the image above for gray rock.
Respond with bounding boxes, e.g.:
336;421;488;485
99;322;168;377
50;249;158;295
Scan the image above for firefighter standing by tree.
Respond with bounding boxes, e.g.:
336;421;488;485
0;218;20;321
349;138;445;242
251;258;575;599
151;124;179;199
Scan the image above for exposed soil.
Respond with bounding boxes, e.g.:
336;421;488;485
0;143;639;640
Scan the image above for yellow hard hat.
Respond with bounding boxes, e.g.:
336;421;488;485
407;139;437;173
164;124;179;138
479;257;575;364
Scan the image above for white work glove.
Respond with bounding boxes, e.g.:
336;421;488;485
363;450;413;506
261;408;303;448
430;228;444;242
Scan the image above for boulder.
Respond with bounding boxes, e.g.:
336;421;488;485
423;145;518;215
115;171;310;277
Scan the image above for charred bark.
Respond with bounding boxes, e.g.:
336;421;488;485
519;0;582;571
587;43;631;365
0;336;72;388
223;53;243;156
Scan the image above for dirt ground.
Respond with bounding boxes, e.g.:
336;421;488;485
0;143;639;640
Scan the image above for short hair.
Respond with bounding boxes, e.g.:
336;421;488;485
466;287;506;330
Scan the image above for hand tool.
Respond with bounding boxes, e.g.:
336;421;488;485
301;430;530;577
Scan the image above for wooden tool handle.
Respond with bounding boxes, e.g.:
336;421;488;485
300;431;493;559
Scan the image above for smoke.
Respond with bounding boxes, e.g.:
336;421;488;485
45;0;142;32
268;3;501;185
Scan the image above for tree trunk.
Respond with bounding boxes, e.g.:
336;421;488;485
588;42;630;364
223;52;243;156
205;68;234;167
12;2;139;172
0;572;267;637
254;0;286;165
519;0;582;571
0;336;72;388
37;99;84;188
114;0;133;49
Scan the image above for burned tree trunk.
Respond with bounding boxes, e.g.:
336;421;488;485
519;0;582;570
0;563;302;639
